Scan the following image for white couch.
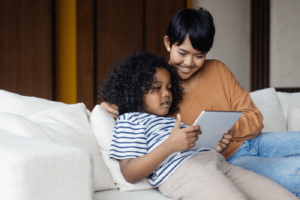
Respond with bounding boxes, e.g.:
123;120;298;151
0;88;299;200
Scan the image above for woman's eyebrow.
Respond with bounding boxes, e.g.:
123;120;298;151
178;48;189;53
178;48;204;54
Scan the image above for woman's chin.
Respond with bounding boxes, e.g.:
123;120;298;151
178;72;192;80
178;68;201;81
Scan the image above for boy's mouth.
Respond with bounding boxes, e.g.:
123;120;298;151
161;100;170;107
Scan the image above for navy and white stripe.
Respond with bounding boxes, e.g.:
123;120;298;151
109;112;211;187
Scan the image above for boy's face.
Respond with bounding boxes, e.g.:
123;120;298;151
142;67;173;116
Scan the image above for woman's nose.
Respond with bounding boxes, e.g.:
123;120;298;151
184;56;194;66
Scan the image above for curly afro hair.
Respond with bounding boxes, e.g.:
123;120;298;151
99;51;184;115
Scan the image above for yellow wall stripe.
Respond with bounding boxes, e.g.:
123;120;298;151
187;0;193;8
56;0;77;104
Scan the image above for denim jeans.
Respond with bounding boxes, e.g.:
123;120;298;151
227;131;300;198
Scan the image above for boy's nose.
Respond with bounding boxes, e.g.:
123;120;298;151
162;90;170;97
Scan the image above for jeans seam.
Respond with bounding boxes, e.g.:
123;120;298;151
284;153;300;158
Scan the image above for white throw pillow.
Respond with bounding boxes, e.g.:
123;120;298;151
287;104;300;131
277;92;300;121
0;103;117;192
250;87;287;132
0;90;67;116
100;150;154;192
90;105;154;192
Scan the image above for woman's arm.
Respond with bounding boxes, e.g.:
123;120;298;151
119;115;200;183
221;62;264;140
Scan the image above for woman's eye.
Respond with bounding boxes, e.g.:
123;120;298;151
178;52;186;56
167;87;172;90
196;56;203;59
153;87;161;90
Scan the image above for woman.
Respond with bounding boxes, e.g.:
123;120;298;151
101;8;300;198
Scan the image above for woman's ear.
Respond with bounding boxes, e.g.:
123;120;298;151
164;36;171;52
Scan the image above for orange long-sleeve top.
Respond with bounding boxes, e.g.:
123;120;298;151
169;60;264;159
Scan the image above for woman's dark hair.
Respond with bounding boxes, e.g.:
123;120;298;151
99;51;184;115
167;7;215;52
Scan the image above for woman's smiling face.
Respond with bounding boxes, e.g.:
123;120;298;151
165;36;206;81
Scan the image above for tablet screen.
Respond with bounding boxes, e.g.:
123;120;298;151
191;111;242;151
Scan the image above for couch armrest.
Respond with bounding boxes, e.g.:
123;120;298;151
0;133;93;200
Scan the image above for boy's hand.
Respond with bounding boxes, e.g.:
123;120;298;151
214;130;234;153
165;114;201;153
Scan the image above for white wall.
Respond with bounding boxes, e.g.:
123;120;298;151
192;0;250;91
270;0;300;88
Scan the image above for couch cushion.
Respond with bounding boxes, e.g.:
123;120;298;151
250;87;287;133
287;104;300;131
0;103;117;192
90;105;154;192
277;92;300;121
0;90;67;116
94;189;172;200
0;133;93;200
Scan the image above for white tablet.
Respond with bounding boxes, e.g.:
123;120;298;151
190;110;242;151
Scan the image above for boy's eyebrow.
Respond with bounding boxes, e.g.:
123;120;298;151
178;48;204;54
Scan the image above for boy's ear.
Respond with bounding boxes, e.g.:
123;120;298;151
164;36;171;51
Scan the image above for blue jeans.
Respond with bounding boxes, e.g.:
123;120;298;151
227;131;300;198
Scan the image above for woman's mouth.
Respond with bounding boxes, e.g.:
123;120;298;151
180;65;193;73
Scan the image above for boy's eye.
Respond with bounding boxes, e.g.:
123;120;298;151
167;87;172;90
196;56;203;59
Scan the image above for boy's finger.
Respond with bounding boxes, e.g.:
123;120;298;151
185;125;200;132
190;135;198;142
173;114;182;130
187;130;201;137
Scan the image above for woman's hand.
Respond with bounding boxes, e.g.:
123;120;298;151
214;130;234;153
100;102;119;119
165;114;201;153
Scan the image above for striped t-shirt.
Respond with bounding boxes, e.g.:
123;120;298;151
109;112;211;187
